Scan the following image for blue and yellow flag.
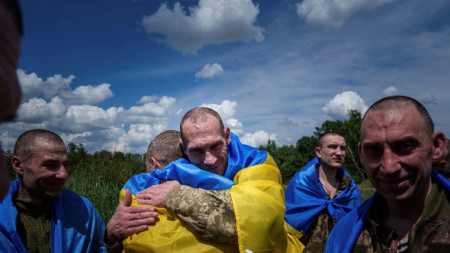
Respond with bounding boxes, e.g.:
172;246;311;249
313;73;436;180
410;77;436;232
284;157;361;237
121;133;303;252
325;170;450;253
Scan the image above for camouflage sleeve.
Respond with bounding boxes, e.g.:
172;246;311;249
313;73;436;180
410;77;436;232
164;185;238;244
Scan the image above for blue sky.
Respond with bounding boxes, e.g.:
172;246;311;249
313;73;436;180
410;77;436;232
2;0;450;153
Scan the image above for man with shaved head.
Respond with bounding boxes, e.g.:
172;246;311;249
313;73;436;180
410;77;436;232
326;96;449;252
113;107;303;252
0;129;106;252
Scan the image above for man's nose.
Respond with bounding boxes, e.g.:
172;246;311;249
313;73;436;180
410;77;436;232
56;165;69;180
204;151;217;166
380;148;400;174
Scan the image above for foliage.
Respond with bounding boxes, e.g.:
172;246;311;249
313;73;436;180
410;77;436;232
6;145;146;223
4;109;368;224
259;110;367;184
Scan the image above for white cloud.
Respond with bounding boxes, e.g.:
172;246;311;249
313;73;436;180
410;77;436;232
322;91;368;119
195;63;224;79
137;95;160;104
125;96;178;124
297;0;400;27
17;97;66;123
141;0;264;54
201;100;238;122
418;93;436;105
59;83;113;105
64;105;121;130
381;86;398;97
42;74;76;99
60;131;92;144
240;130;277;147
17;70;43;100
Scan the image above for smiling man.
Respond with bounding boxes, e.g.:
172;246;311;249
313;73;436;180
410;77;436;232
0;129;106;252
326;96;450;252
114;107;303;252
284;133;361;252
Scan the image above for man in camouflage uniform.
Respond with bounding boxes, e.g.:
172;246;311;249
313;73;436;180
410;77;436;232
114;107;302;252
103;130;183;251
325;96;450;253
284;133;361;253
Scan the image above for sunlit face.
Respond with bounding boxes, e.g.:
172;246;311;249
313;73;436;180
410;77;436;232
359;104;435;204
181;116;230;176
15;141;69;203
316;134;346;170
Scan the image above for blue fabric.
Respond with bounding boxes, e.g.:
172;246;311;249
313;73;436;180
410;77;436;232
0;179;106;253
123;132;268;194
325;169;450;253
284;157;362;234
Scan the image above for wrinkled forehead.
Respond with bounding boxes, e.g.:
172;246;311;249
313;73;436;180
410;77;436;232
361;103;426;139
182;116;222;137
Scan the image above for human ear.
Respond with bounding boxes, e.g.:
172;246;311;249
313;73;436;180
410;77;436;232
11;155;24;176
315;147;321;158
432;132;446;160
224;127;231;145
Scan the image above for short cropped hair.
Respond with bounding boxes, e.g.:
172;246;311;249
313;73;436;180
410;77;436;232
180;107;225;145
317;132;343;148
361;95;434;137
14;129;64;162
147;130;183;168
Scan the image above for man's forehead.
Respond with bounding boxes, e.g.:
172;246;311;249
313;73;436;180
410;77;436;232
361;105;426;140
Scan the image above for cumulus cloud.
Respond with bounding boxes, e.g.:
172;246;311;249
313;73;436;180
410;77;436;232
42;74;76;99
240;130;277;147
17;97;66;123
17;69;113;105
59;83;114;105
297;0;400;27
381;86;398;97
195;63;224;79
137;95;160;104
8;70;182;153
17;70;43;100
141;0;264;54
322;91;368;119
418;93;436;104
126;96;178;124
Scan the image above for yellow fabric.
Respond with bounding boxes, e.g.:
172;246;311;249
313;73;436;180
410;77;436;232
285;222;304;240
119;189;238;253
230;154;303;253
120;153;303;252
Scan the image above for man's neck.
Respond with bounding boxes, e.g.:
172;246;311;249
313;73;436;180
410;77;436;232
17;184;47;205
318;164;338;182
384;179;432;240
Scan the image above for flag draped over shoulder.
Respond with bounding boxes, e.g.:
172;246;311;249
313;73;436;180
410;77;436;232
121;132;303;253
0;179;106;253
324;170;450;253
284;157;362;236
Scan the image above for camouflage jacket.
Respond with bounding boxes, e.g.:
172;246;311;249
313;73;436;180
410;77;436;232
353;182;450;253
165;185;238;245
300;172;352;253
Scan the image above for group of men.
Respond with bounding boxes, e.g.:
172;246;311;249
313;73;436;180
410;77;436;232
1;0;449;252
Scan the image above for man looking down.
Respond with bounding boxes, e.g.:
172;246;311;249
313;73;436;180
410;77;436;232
0;129;106;252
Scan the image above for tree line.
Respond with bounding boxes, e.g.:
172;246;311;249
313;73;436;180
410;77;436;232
5;110;367;222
